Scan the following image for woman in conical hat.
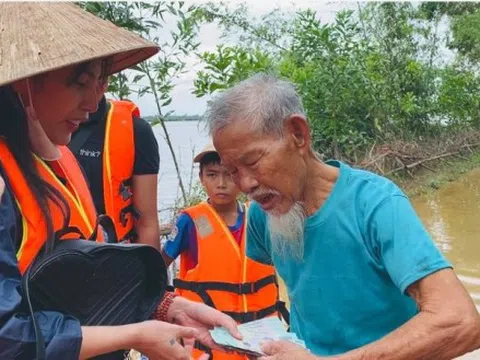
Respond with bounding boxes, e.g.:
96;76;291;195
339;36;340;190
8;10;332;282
0;3;239;359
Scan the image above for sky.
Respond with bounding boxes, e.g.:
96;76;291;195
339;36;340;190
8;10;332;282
126;0;358;117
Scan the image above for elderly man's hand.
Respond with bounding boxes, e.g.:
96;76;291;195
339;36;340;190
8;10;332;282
257;340;318;360
166;296;242;350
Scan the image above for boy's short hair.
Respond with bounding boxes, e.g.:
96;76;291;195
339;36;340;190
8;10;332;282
199;152;221;174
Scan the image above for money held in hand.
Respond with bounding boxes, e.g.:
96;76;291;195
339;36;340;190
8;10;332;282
209;317;307;356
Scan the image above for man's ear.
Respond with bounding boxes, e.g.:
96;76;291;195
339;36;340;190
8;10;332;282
284;114;311;155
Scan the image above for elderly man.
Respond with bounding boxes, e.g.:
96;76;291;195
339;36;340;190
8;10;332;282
204;73;480;360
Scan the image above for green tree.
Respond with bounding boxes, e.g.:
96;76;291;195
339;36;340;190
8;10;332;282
194;45;274;97
193;2;480;160
419;2;480;64
79;1;205;205
78;1;161;99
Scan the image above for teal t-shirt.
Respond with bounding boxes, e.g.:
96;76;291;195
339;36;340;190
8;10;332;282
247;160;451;356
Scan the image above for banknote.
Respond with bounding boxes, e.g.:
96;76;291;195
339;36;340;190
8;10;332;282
210;317;306;357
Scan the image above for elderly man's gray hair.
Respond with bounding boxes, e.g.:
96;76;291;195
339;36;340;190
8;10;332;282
204;73;306;136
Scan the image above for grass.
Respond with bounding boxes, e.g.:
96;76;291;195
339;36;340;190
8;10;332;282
388;151;480;198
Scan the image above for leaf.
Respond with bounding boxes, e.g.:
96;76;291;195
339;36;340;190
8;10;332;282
145;20;163;28
137;86;152;97
167;3;178;16
132;74;145;83
130;64;144;72
162;98;173;107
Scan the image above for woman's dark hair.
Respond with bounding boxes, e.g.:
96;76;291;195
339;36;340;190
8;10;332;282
0;59;111;253
68;60;111;87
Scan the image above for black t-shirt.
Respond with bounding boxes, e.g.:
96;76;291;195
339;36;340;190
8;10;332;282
69;97;160;214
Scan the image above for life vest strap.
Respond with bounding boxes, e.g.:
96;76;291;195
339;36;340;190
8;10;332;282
88;214;118;243
174;275;280;322
223;303;278;323
54;226;86;240
277;300;290;326
173;274;277;295
193;341;213;358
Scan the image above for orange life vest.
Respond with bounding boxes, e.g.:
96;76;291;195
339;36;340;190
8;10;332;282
102;99;140;241
0;141;103;274
174;202;280;360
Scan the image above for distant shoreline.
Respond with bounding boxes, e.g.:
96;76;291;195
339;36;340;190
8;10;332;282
145;116;202;124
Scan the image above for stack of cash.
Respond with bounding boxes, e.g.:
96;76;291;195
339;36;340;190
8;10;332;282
210;317;307;357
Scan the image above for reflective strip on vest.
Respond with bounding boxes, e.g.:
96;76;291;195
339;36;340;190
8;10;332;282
103;100;136;241
0;141;102;274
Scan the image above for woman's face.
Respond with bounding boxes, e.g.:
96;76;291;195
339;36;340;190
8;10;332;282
15;60;104;146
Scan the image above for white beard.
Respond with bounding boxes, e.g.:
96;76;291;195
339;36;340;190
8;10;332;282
266;202;306;262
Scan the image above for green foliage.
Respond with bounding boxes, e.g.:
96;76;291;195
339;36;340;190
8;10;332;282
182;181;207;209
194;45;274;97
419;2;480;19
81;1;206;205
415;3;480;64
193;2;480;160
78;1;158;99
79;1;154;34
198;2;294;53
438;65;480;129
450;11;480;63
82;1;480;162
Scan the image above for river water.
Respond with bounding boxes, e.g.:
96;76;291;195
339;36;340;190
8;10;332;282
153;121;480;358
153;121;210;221
412;169;480;312
411;169;480;359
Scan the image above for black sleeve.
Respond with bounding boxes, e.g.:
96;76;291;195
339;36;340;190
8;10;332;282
0;186;82;360
133;117;160;175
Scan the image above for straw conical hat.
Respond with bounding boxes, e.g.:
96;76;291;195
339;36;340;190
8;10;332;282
0;2;159;87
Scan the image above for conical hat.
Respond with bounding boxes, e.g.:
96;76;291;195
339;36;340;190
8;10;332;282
0;2;159;87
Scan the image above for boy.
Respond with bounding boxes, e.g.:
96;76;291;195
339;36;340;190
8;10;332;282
161;143;281;360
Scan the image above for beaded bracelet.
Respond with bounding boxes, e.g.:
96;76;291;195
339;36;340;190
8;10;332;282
153;292;178;322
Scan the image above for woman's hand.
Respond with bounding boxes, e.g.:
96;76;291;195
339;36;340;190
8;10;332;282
166;296;241;349
133;320;209;360
80;321;210;360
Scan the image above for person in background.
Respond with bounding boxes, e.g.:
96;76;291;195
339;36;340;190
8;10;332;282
161;144;282;360
0;3;240;359
69;77;161;248
205;73;480;360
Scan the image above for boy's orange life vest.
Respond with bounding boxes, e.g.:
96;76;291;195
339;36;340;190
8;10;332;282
174;202;281;360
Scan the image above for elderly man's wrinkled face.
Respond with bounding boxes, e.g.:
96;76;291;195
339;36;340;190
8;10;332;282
213;115;311;260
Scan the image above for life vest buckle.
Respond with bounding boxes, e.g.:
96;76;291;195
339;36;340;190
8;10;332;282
238;282;255;294
119;182;132;201
223;303;279;324
119;204;141;227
